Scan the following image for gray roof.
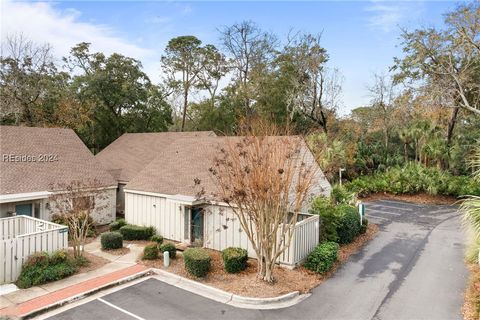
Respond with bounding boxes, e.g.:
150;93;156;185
95;131;216;183
0;126;117;195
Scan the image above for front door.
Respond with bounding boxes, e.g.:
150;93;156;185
191;208;204;246
15;203;32;216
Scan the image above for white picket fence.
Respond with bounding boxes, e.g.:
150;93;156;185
0;216;68;284
278;214;319;266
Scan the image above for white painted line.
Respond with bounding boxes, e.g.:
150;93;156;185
97;297;145;320
367;204;413;212
367;209;402;216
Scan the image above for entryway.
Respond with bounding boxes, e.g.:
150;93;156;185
190;207;204;246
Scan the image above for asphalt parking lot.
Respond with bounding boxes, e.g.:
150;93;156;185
43;200;468;320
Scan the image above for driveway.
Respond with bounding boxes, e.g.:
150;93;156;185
44;200;468;320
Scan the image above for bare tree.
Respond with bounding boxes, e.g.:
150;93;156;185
219;21;278;114
367;73;396;150
280;32;343;133
0;33;58;124
49;180;108;258
208;121;317;282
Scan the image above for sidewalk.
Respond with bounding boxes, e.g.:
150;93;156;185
0;239;148;318
0;264;149;318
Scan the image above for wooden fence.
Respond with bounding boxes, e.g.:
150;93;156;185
0;216;68;284
278;214;320;266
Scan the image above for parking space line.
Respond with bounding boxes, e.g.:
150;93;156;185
367;204;413;212
367;209;402;216
97;298;145;320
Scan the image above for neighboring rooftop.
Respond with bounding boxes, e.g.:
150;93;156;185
95;131;216;183
125;136;331;201
0;126;117;195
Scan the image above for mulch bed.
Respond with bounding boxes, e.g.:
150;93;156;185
361;192;458;205
66;250;110;274
463;263;480;320
101;247;130;256
141;224;379;298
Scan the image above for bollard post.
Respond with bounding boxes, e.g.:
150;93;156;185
164;251;170;267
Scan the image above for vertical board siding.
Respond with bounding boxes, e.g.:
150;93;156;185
204;205;319;267
0;216;68;284
125;192;319;268
125;192;184;242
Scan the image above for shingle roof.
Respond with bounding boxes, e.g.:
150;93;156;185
95;131;216;183
0;126;117;195
125;136;331;201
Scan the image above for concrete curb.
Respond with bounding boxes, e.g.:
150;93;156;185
22;269;152;319
151;268;309;310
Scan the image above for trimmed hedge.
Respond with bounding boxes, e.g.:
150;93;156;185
183;248;211;277
101;232;123;250
109;219;127;231
143;244;159;260
119;224;155;240
336;205;361;244
222;247;248;273
159;242;176;259
151;235;164;244
304;242;339;274
16;251;78;289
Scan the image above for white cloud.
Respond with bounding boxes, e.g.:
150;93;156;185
1;0;153;63
365;2;423;32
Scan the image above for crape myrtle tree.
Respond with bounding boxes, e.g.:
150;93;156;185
208;121;317;282
49;180;110;258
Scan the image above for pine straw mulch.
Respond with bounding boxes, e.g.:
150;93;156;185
141;224;379;298
361;192;458;205
66;250;110;274
463;263;480;320
101;247;130;256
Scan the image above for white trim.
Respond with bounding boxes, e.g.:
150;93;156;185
0;191;52;204
124;189;205;205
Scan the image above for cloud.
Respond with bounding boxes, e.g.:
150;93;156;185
365;2;423;32
1;0;152;62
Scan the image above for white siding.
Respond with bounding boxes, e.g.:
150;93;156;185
125;192;185;242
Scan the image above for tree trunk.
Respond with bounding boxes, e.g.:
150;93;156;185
181;87;188;132
445;107;460;168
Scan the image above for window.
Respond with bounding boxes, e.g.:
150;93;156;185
72;196;95;210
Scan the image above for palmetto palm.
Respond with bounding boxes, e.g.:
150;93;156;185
461;143;480;263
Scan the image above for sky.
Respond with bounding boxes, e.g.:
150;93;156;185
1;0;458;115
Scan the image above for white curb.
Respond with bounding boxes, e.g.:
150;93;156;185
150;268;309;310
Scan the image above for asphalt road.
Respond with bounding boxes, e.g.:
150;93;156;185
46;200;468;320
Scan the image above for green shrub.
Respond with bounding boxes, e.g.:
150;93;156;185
49;250;68;264
310;197;340;242
345;163;480;198
143;244;159;260
16;252;78;289
151;235;164;244
360;218;369;234
119;224;155;240
331;185;357;205
109;218;127;231
336;205;361;244
304;241;339;274
222;247;248;273
101;232;123;250
184;248;211;277
159;242;176;259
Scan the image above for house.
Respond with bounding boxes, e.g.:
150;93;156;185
0;126;117;225
95;131;216;214
122;135;332;266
